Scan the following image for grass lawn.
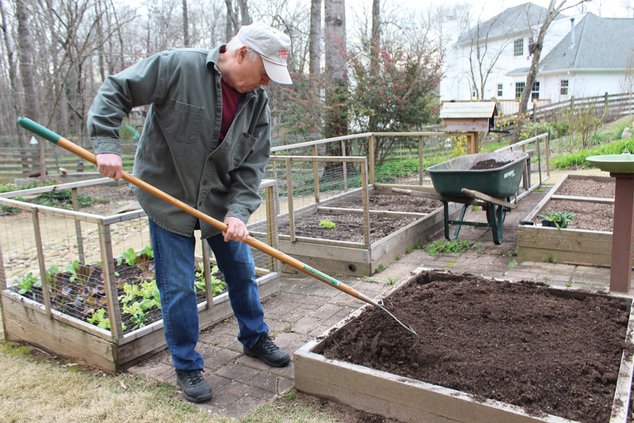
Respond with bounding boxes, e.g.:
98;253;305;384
0;309;346;423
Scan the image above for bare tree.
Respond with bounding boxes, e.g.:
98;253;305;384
324;0;348;139
513;0;589;142
369;0;380;72
309;0;321;76
225;0;238;39
182;0;189;46
466;13;509;100
16;0;44;178
0;0;30;172
238;0;251;25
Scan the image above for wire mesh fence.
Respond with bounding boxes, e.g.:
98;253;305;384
0;178;278;338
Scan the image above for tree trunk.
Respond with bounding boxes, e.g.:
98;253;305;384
368;0;380;132
512;0;573;143
0;0;30;174
324;0;348;141
182;0;189;47
225;0;238;40
16;0;43;180
95;0;106;81
238;0;251;26
309;0;322;76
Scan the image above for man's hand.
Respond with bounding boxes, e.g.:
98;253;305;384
223;216;249;242
96;153;124;180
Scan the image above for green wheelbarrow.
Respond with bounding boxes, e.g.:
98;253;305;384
427;150;529;245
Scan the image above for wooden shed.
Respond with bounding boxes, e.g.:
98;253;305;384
439;101;498;153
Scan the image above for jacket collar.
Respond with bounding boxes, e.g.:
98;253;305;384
207;45;263;99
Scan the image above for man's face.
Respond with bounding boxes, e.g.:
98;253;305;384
231;48;271;93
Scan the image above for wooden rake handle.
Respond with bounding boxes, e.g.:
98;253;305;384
17;117;379;307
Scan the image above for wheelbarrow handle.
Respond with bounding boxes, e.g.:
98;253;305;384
16;117;380;307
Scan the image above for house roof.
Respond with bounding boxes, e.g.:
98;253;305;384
539;13;634;72
439;101;498;119
457;2;554;45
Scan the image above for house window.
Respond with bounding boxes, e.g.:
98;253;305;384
497;84;503;97
514;39;523;56
560;79;569;95
531;81;540;100
515;82;525;99
528;36;535;54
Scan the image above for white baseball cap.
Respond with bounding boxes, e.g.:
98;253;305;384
236;22;292;85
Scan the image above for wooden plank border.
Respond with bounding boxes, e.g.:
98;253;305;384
517;174;619;266
294;270;634;423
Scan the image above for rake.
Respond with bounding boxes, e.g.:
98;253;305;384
17;117;418;340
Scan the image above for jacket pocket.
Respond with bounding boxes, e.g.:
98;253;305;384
229;132;258;170
162;99;204;144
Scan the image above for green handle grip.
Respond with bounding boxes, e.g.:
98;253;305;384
17;117;62;144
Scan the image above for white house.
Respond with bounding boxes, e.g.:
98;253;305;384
440;2;634;114
531;13;634;103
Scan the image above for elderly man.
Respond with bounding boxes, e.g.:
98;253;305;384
87;22;292;403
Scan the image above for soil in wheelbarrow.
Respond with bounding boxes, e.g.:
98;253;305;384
277;193;442;243
470;158;511;170
316;271;631;423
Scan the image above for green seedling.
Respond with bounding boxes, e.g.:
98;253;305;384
121;247;138;266
194;264;227;296
16;272;41;295
87;308;111;330
141;245;154;260
543;253;558;263
318;219;336;229
65;260;80;282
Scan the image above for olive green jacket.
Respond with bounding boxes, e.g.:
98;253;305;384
87;47;271;238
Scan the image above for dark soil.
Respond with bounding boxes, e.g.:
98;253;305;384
538;199;613;231
277;193;441;243
470;159;511;170
557;177;615;198
317;271;630;422
534;177;615;231
15;255;221;334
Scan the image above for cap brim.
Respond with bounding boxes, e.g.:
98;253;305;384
263;60;292;85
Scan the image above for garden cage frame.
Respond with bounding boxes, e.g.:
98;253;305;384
0;177;280;372
263;131;550;275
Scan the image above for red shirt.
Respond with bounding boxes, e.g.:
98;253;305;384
219;78;242;141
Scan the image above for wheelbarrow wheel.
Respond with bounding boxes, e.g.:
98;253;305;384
486;204;507;245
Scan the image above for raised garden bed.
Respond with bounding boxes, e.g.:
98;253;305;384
273;184;457;276
294;269;634;423
517;174;617;266
0;178;280;372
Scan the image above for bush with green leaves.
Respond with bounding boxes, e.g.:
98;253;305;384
552;138;634;169
375;157;420;183
31;190;94;209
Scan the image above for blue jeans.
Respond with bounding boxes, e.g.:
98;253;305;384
149;219;269;371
